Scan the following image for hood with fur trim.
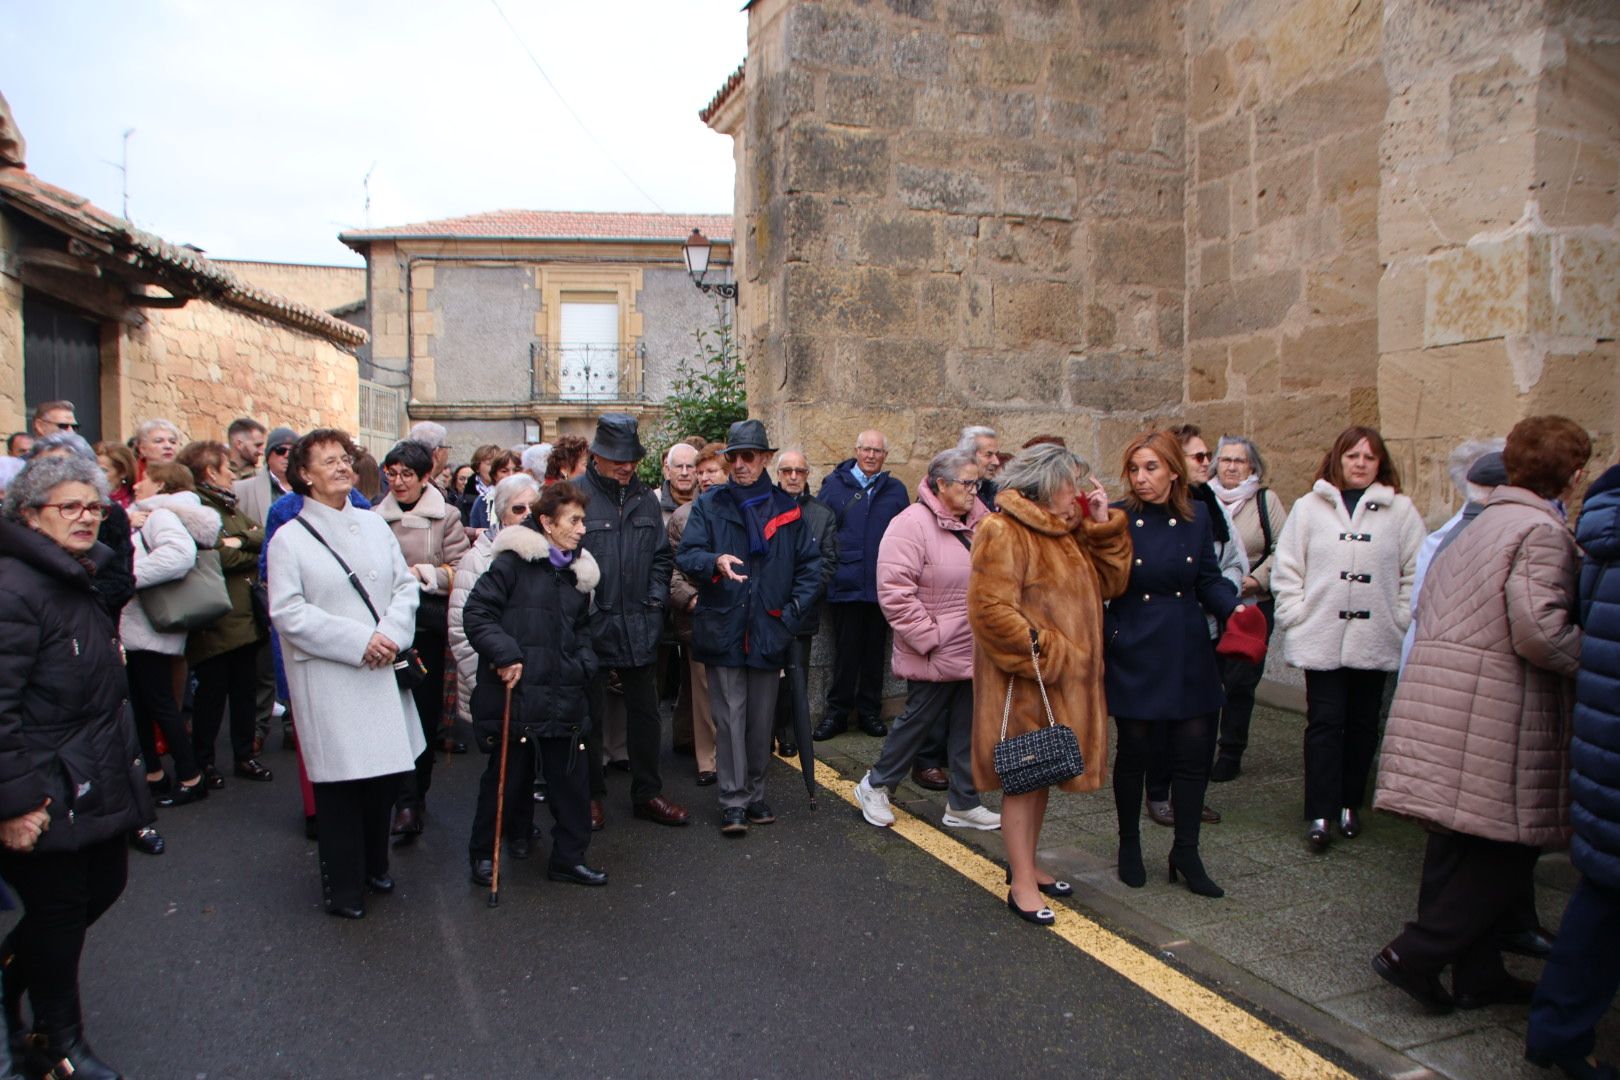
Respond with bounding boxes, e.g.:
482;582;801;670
376;482;449;523
137;491;223;548
491;523;601;593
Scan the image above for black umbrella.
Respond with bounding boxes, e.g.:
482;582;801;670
784;648;817;810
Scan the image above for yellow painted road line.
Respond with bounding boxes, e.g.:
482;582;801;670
799;761;1357;1080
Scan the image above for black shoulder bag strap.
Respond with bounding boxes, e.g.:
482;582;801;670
1248;488;1276;574
295;516;383;625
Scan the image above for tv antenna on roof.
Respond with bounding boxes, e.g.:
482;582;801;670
100;128;135;221
363;161;377;227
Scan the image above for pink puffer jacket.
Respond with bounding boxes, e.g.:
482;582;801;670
1374;486;1583;846
876;481;988;682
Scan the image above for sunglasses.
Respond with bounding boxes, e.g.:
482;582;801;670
1188;451;1211;463
778;466;809;476
728;450;764;464
269;446;291;457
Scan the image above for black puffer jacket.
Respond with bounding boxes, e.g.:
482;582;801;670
0;517;152;851
93;501;136;619
578;462;671;667
789;489;839;641
463;523;602;741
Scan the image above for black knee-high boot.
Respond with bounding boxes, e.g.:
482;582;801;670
1113;720;1149;887
1167;715;1223;898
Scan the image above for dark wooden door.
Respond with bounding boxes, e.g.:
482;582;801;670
23;292;102;442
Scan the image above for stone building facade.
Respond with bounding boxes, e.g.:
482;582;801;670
0;96;366;446
707;0;1619;522
339;210;735;453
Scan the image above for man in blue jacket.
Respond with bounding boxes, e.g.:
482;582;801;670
677;420;821;836
813;429;910;740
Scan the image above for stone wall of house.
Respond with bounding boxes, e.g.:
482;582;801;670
1376;0;1619;520
741;0;1188;486
113;301;359;442
215;260;366;314
0;212;23;433
1183;0;1386;500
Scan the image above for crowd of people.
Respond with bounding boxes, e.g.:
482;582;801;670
0;396;1615;1079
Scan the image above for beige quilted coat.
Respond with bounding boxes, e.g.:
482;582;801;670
1374;486;1583;846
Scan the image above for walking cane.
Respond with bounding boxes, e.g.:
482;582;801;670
488;684;514;909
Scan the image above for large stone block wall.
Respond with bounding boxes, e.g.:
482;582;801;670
0;213;23;433
114;302;359;442
1183;0;1386;500
1377;0;1619;521
743;0;1188;487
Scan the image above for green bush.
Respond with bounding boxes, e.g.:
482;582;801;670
637;310;746;485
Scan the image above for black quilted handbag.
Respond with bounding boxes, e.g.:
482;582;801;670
993;634;1084;795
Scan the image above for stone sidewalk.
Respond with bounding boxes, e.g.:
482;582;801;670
808;698;1619;1080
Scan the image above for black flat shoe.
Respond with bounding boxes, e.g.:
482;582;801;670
1338;807;1362;839
1168;847;1224;898
470;858;494;887
1006;891;1055;926
1501;926;1556;959
1003;869;1075;898
203;765;225;790
325;904;365;920
159;780;207;808
745;801;776;825
509;836;532;860
1209;756;1241;782
1306;819;1331;852
547;863;608;886
777;741;798;757
695;771;717;787
129;827;165;856
234;758;274;782
720;807;749;836
857;716;889;737
811;719;847;741
31;1024;121;1080
1372;945;1454;1014
365;875;394;895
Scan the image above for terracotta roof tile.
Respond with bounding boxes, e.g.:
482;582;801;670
0;166;367;348
340;209;732;245
700;61;746;125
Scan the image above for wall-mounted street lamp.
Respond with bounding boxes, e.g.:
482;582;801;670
682;228;737;300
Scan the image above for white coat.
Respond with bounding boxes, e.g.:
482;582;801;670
120;492;222;656
266;496;424;783
1271;479;1426;672
448;530;496;727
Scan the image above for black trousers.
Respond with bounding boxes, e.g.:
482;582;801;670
127;649;200;783
1528;877;1620;1063
470;733;590;868
191;641;261;769
397;628;448;812
313;773;402;911
1389;830;1540;993
0;836;128;1034
586;664;662;803
1302;667;1387;820
1216;597;1274;763
1116;715;1215;852
825;601;887;725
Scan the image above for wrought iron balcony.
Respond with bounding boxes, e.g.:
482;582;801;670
528;341;649;404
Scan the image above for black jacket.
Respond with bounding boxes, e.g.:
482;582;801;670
676;479;822;670
0;517;152;851
93;501;136;620
787;488;839;640
578;462;672;667
463;523;602;742
817;461;910;603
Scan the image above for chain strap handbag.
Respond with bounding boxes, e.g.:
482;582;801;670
993;631;1084;795
295;517;429;691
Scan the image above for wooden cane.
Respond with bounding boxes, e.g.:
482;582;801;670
488;683;514;908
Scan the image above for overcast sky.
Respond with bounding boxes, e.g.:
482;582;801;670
1;0;746;266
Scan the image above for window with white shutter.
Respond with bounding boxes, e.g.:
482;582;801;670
559;299;620;401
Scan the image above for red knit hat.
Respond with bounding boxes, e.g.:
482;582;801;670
1216;605;1269;666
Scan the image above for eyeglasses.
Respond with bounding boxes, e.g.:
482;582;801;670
383;469;421;483
855;445;887;455
944;477;979;489
1216;456;1249;467
778;467;809;476
40;500;110;520
1188;451;1211;464
316;456;354;470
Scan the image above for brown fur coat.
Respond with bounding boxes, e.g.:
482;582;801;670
967;490;1133;794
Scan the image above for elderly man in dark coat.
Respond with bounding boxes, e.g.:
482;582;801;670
1526;461;1620;1079
813;429;910;740
577;414;688;828
677;421;822;836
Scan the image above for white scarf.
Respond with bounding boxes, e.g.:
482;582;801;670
1212;474;1261;516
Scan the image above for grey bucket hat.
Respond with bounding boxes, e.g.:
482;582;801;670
722;419;777;455
589;413;646;462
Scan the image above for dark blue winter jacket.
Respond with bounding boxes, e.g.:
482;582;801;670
817;461;909;604
676;479;822;671
1570;464;1620;890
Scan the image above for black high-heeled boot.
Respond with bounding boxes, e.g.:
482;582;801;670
1167;846;1224;898
1117;837;1147;888
30;1023;122;1080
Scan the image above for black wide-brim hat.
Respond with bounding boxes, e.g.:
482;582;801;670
722;419;777;455
589;413;646;462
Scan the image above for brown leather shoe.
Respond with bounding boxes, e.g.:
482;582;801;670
911;766;949;791
632;795;690;826
1145;798;1174;827
1201;804;1222;825
589;800;605;832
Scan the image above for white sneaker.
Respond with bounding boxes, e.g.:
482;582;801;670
943;805;1002;831
854;774;894;827
271;701;287;719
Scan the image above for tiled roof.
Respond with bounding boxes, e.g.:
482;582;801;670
0;167;367;348
340;209;732;246
700;61;746;125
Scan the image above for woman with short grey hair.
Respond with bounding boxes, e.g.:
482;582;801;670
133;419;183;476
451;473;543;731
854;449;999;831
1208;434;1290;781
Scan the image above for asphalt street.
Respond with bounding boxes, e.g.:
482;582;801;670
4;739;1373;1080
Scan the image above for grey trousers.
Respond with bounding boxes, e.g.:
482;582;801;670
868;679;980;812
709;665;781;811
253;639;277;741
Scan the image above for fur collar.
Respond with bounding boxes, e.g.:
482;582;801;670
1310;478;1396;513
491;525;600;593
376;482;448;523
995;488;1073;537
137;493;223;548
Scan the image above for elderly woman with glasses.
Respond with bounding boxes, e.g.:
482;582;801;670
0;453;153;1079
266;430;424;918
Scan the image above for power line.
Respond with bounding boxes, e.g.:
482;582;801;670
487;0;668;213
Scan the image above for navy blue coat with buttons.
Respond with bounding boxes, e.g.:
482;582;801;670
1570;464;1620;891
1104;501;1240;720
817;461;910;604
